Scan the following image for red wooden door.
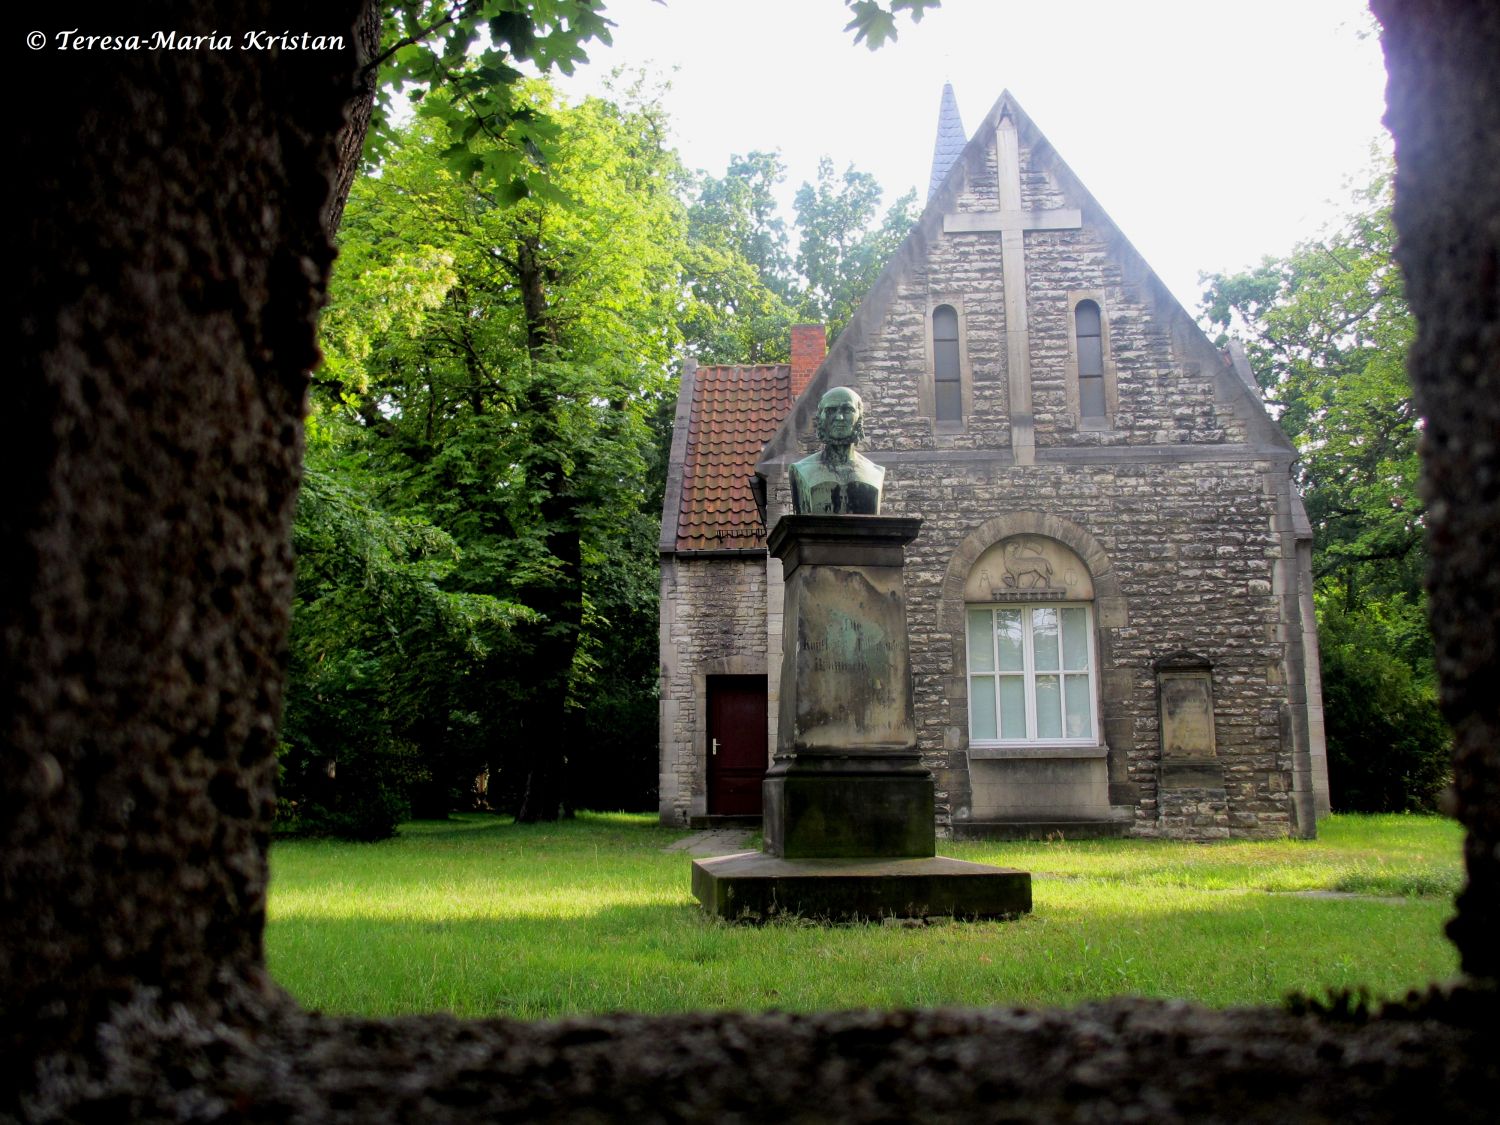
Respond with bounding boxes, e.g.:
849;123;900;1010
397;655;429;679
706;676;768;815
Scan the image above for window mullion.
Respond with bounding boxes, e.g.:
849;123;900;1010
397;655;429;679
1022;607;1037;740
991;610;1002;739
979;609;991;741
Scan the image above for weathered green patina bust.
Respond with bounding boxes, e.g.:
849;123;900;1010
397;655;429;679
789;387;885;514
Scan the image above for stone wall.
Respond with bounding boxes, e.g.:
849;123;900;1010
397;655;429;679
657;554;771;824
912;459;1301;838
763;449;1307;840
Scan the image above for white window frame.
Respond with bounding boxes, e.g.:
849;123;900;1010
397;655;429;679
966;602;1099;746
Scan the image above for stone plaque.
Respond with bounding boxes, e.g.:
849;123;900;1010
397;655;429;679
1158;671;1216;759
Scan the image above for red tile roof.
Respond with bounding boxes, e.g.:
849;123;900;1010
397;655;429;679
675;364;793;551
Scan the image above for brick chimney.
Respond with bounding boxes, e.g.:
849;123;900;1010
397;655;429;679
789;324;826;400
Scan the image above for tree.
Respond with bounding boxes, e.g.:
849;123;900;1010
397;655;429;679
359;1;613;206
308;6;943;829
278;426;533;837
794;157;919;340
1316;594;1449;813
313;81;685;822
338;1;940;227
680;149;919;363
681;152;800;363
1200;167;1448;811
1201;169;1421;602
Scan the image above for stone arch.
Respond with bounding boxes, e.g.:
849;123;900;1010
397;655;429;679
940;511;1121;638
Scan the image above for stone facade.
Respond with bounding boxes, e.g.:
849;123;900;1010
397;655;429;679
660;92;1327;839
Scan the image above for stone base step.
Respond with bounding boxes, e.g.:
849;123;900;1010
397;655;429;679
687;814;762;829
692;851;1031;922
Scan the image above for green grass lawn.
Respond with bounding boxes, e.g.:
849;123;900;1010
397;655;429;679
266;812;1464;1020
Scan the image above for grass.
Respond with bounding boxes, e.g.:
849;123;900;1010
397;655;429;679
265;812;1464;1020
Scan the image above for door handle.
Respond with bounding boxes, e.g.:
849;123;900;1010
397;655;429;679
711;738;720;756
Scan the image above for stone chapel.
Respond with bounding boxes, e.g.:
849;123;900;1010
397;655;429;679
658;88;1330;840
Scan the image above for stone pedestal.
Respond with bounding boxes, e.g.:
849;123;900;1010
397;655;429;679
694;514;1031;921
765;515;932;859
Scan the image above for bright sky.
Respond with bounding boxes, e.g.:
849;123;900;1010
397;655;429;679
557;0;1390;313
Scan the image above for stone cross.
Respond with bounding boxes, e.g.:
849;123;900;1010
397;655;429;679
942;111;1081;465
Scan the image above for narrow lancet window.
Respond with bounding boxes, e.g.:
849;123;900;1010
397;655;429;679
933;304;961;422
1075;300;1105;419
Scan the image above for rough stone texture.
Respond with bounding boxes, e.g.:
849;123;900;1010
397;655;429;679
762;516;934;860
6;0;360;1062
14;990;1498;1122
5;1;1499;1120
771;517;922;756
1372;0;1500;981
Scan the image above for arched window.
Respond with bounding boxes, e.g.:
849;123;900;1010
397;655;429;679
963;536;1098;746
933;304;962;422
1075;300;1106;420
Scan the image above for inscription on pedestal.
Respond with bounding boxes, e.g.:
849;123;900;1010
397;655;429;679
782;565;914;755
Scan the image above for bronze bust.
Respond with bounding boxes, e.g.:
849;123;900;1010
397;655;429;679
789;387;885;514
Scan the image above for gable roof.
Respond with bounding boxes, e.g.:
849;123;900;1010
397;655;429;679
661;362;792;553
756;90;1292;470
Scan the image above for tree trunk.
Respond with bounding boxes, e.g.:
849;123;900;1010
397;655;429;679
326;0;383;235
1373;0;1500;982
6;0;368;1055
512;228;584;822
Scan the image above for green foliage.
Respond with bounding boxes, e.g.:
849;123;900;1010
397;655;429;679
295;80;685;828
366;0;940;205
681;150;918;362
843;0;942;49
369;1;615;200
279;434;534;839
1200;168;1421;595
1200;166;1449;811
794;157;918;340
681;151;799;363
1317;595;1450;813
